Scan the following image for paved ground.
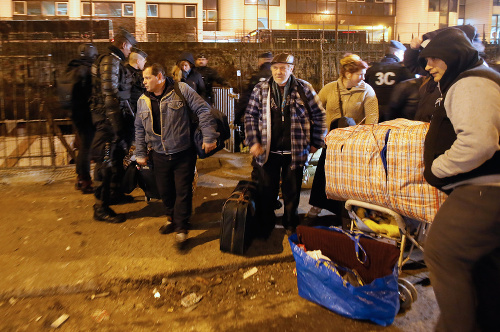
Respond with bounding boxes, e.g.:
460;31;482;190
0;151;313;299
0;151;438;331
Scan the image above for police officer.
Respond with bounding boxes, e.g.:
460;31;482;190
365;40;414;122
194;53;229;106
90;28;136;223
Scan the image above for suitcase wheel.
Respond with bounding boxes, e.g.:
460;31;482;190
398;282;414;311
145;196;151;203
398;278;418;302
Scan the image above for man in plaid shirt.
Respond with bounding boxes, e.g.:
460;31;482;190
245;53;326;236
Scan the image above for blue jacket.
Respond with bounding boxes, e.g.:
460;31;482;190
134;82;218;158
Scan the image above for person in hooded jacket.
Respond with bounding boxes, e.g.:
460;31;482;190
419;28;500;332
171;52;208;103
67;43;98;194
403;24;483;122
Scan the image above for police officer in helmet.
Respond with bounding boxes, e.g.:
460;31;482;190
90;28;136;223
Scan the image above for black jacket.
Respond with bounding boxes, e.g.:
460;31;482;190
365;54;414;121
195;66;228;105
387;77;424;121
234;62;272;125
182;69;208;103
66;58;93;127
125;64;145;114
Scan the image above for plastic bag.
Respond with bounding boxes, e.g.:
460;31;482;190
289;229;400;326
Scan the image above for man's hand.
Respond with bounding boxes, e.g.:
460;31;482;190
310;146;318;154
203;142;217;154
250;143;264;158
410;36;423;50
136;157;147;166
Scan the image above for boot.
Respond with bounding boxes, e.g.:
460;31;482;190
93;204;126;223
76;180;94;194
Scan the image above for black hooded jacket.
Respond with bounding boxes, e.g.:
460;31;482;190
418;28;500;192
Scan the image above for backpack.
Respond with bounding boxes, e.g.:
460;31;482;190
57;61;91;110
173;82;231;158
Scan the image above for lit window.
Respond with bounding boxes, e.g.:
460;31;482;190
123;3;134;17
56;2;68;16
13;1;26;15
42;1;55;15
203;10;206;22
82;2;92;16
185;5;196;18
147;4;158;17
207;10;217;22
94;2;122;17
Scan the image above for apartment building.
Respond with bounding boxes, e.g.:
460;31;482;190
0;0;497;43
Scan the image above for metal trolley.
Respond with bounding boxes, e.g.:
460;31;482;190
344;199;431;311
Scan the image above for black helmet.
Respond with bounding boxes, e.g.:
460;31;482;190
78;43;98;60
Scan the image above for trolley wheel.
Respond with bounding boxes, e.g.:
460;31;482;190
398;283;414;311
398;278;418;302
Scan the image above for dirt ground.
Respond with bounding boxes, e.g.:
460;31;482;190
0;158;439;332
0;260;436;332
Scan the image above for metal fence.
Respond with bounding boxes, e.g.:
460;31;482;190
0;54;75;168
1;34;499;169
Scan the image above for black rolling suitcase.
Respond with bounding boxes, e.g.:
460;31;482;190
220;180;257;254
137;161;161;202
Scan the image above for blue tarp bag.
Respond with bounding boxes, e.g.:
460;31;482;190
289;226;400;326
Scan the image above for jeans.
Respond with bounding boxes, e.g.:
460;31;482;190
152;149;197;233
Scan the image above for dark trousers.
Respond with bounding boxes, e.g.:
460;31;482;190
93;143;126;206
308;147;346;225
152;150;197;233
74;123;95;181
256;153;303;230
424;185;500;332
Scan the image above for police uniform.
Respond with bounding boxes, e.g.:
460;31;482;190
90;28;136;223
365;41;414;122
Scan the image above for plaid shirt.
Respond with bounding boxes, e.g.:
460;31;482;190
245;76;326;169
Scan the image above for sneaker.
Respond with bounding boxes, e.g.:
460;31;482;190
306;206;322;218
159;217;174;234
93;205;126;223
175;232;188;250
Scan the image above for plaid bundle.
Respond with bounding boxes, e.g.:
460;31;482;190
325;119;447;223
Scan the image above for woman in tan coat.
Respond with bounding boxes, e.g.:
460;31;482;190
307;54;379;223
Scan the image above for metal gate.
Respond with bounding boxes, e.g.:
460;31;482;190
0;55;75;168
213;87;239;153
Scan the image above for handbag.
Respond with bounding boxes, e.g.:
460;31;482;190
331;82;356;130
289;225;400;326
173;82;230;159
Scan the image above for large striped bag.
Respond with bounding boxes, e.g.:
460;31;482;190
324;119;447;223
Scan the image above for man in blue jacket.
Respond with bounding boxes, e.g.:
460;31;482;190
135;63;218;249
